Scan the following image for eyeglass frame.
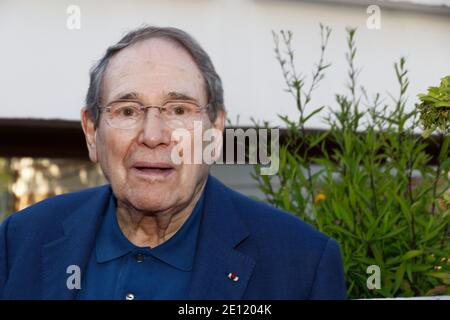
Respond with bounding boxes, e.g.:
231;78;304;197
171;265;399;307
96;99;210;130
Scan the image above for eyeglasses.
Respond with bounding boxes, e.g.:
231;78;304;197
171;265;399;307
98;99;209;130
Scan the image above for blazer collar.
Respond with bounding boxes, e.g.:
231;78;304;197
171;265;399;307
41;185;111;299
188;175;255;300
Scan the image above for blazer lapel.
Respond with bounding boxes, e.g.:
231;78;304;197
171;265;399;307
188;176;256;300
41;186;111;299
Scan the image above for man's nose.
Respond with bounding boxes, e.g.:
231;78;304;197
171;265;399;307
137;108;172;148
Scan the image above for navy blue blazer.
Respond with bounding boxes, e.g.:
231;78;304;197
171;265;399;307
0;175;346;299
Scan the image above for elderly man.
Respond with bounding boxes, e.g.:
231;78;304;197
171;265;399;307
0;26;346;300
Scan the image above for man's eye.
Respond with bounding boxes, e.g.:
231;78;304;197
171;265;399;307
173;106;186;115
117;106;137;117
168;104;194;116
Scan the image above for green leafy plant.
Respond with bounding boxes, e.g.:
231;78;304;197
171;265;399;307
252;26;450;298
418;76;450;137
0;159;12;193
0;158;14;220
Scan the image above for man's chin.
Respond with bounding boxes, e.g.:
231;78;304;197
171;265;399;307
123;189;174;211
128;199;171;212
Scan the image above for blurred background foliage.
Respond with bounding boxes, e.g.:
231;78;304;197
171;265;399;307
252;26;450;298
0;158;106;220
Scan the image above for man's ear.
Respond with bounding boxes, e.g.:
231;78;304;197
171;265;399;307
81;107;98;163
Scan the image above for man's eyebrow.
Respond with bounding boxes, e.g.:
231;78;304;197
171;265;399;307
166;91;198;102
109;91;199;104
112;92;142;101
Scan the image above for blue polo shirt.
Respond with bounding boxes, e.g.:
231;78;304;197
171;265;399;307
77;191;204;300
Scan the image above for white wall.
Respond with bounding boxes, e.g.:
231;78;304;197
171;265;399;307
0;0;449;128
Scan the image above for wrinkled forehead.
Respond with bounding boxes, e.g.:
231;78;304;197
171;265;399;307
102;37;207;104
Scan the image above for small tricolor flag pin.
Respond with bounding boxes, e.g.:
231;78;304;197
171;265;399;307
227;272;239;282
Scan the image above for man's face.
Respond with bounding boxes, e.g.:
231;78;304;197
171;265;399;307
82;38;224;213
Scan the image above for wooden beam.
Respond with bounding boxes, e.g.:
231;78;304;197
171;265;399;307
0;118;444;165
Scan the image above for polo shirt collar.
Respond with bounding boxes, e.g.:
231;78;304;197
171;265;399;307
95;191;205;271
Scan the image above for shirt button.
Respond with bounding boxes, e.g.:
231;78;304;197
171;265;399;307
135;253;145;263
125;293;135;300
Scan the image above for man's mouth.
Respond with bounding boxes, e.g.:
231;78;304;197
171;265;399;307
131;162;175;177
